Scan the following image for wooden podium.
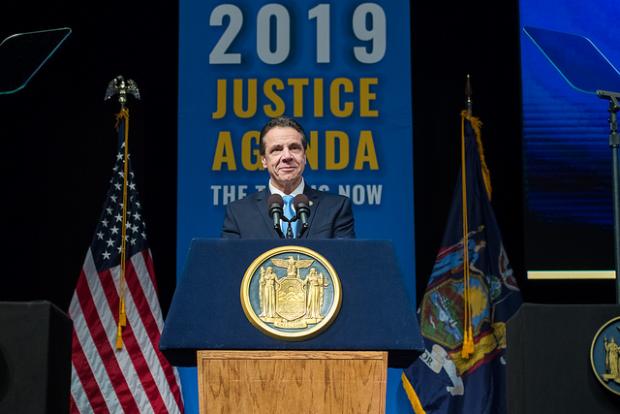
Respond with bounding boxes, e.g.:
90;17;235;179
197;350;387;414
160;240;423;413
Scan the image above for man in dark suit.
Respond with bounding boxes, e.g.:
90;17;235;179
221;116;355;239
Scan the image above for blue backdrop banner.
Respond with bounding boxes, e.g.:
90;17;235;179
177;1;414;412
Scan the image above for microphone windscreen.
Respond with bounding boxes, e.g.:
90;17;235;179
268;193;284;207
293;194;310;209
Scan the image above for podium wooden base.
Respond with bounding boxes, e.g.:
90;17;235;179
197;350;387;414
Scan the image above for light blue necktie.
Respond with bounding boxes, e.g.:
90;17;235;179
282;195;296;238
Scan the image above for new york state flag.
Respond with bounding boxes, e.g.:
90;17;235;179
402;112;522;414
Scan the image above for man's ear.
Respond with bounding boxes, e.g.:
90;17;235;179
261;156;267;169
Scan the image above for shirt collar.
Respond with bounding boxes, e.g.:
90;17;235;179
269;178;305;199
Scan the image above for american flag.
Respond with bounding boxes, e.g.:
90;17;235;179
69;111;184;413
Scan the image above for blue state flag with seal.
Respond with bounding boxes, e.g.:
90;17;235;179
402;111;522;413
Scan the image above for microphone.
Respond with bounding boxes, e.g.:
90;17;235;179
293;194;311;231
267;194;284;234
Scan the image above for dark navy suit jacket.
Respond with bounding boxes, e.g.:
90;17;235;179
221;187;355;239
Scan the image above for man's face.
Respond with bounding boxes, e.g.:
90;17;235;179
261;126;306;193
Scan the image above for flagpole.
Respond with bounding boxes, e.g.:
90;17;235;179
597;90;620;303
461;74;474;357
465;74;473;116
104;76;141;348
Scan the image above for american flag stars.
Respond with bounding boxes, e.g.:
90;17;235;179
92;154;148;268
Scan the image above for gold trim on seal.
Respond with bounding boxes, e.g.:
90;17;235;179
240;245;342;341
590;315;620;396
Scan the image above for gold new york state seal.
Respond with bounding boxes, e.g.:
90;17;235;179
240;246;342;340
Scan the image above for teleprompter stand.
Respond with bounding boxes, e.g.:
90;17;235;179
0;27;72;414
524;26;620;302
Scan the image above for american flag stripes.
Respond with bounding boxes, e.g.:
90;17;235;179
69;112;184;413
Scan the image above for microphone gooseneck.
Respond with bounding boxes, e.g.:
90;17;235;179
293;194;311;230
267;194;284;235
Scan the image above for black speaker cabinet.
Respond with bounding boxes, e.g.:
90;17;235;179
0;301;72;414
507;303;620;413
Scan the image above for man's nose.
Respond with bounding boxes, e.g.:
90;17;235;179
281;147;293;159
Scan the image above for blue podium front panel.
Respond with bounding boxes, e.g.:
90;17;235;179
160;239;422;366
